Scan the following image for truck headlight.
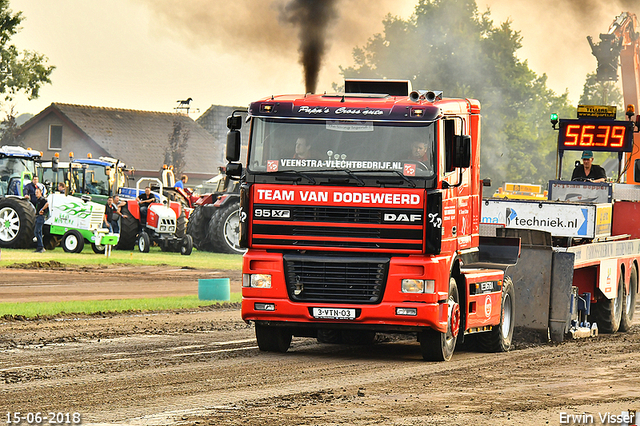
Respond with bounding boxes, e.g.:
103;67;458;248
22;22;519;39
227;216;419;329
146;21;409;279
243;273;272;288
401;279;435;293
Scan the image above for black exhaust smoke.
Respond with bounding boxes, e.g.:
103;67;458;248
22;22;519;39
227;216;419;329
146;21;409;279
280;0;338;94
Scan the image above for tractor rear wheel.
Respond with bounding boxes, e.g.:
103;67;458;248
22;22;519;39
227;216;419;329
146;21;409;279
117;204;139;250
187;205;213;252
175;208;186;238
209;201;244;254
0;197;36;248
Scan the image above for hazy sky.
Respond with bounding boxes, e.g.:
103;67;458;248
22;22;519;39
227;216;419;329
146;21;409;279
7;0;633;119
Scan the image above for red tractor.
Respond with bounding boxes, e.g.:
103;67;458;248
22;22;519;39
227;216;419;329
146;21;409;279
118;178;193;255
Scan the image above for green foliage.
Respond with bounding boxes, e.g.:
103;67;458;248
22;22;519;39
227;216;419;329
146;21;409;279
339;0;573;186
0;0;54;101
579;72;623;117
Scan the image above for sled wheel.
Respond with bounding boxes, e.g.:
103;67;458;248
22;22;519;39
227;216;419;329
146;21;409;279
620;264;638;332
591;270;624;333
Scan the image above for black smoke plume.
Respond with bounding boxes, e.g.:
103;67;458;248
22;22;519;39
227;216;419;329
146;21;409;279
279;0;339;94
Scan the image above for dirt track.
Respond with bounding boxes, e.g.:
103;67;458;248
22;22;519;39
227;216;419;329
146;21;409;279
1;265;640;426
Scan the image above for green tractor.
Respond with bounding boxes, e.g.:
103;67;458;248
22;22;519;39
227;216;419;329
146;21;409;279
0;145;41;248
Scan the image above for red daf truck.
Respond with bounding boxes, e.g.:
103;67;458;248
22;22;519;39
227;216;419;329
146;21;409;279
225;79;520;361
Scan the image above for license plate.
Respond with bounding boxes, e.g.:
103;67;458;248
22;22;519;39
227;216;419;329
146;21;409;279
312;308;356;320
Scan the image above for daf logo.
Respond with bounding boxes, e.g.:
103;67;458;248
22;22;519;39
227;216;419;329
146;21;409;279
383;213;422;222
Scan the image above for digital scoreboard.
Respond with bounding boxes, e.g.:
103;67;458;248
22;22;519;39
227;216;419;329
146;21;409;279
557;119;635;153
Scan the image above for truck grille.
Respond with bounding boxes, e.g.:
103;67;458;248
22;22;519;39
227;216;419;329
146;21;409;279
284;255;389;304
251;205;424;253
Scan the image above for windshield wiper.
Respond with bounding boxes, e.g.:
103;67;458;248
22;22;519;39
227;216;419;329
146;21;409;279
305;168;366;186
256;170;316;184
358;169;416;188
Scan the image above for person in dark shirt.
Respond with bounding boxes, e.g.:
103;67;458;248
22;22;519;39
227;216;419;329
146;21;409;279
24;175;45;204
571;150;606;182
104;196;118;233
137;187;155;231
33;187;49;253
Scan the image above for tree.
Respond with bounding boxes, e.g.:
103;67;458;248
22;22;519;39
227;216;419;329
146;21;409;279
579;72;623;116
0;105;22;146
339;0;573;186
164;120;190;177
0;1;54;101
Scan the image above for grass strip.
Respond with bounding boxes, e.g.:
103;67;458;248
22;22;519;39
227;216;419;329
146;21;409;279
0;294;242;318
0;247;243;269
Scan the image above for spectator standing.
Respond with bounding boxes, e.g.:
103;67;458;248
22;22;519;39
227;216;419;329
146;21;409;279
104;196;118;233
24;175;46;204
33;187;49;253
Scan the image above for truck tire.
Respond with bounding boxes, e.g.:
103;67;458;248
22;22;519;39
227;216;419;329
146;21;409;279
62;230;84;253
175;208;186;238
420;277;460;361
186;205;213;251
255;323;292;353
591;272;624;333
209;201;244;254
475;277;515;352
0;197;36;248
619;264;638;332
117;204;139;250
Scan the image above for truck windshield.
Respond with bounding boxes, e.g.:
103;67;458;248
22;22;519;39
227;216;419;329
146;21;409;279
0;157;36;196
248;118;436;177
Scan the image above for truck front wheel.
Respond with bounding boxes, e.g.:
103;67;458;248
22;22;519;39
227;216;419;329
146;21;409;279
255;323;292;353
476;277;515;352
420;277;460;361
619;265;637;332
592;272;624;333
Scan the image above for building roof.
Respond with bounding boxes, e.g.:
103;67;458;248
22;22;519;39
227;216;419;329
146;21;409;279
18;103;220;175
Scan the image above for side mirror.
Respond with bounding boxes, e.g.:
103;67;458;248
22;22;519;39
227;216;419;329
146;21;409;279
452;135;471;168
634;159;640;183
226;130;241;162
482;178;492;187
52;156;59;173
226;163;242;177
227;115;242;130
